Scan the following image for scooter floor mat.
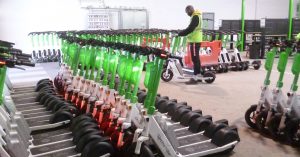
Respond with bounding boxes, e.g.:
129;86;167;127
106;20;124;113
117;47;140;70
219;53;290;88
17;105;44;111
32;128;70;139
26;116;51;124
37;147;78;157
13;97;37;104
175;129;194;138
11;92;38;98
170;123;185;130
32;134;72;145
15;102;40;108
30;140;74;155
178;142;217;155
12;88;36;93
24;111;52;118
178;135;209;146
22;108;48;114
28;120;50;127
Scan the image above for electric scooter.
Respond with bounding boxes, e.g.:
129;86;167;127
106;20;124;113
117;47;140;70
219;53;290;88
244;47;276;129
161;55;216;83
255;51;289;134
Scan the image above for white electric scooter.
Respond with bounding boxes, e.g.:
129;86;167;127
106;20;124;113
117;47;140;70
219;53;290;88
161;55;216;83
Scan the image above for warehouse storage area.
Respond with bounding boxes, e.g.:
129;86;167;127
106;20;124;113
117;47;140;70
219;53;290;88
0;0;300;157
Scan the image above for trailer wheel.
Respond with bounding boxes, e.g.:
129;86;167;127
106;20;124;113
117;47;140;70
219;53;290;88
161;69;173;82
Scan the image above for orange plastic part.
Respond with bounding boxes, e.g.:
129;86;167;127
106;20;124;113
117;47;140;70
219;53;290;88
184;41;222;68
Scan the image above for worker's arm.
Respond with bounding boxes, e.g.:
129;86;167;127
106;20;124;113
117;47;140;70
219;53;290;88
178;16;199;36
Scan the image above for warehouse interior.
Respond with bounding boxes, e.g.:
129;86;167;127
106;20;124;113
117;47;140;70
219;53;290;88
0;0;300;157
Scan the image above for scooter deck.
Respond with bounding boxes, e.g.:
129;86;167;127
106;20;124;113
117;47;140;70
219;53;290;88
11;87;36;95
32;134;72;145
24;111;52;119
22;108;48;114
13;97;37;104
178;142;217;155
170;123;184;130
37;148;78;157
14;102;40;107
17;105;45;111
178;135;209;146
11;93;38;99
174;129;194;138
28;120;50;127
26;116;51;124
32;128;71;139
30;140;74;155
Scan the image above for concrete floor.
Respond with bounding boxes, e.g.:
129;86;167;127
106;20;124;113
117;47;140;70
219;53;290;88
152;57;300;157
7;59;300;157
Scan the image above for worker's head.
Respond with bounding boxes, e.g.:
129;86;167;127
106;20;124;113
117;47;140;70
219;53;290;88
185;5;194;16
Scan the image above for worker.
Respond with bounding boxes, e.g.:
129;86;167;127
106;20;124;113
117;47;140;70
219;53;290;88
178;5;203;84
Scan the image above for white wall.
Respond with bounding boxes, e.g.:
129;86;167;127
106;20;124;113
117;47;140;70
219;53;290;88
0;0;88;52
0;0;295;52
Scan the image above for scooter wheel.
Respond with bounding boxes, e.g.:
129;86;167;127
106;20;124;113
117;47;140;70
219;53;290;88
285;118;300;147
244;105;258;129
203;72;216;84
161;69;173;82
253;61;261;70
255;110;269;134
267;114;286;141
123;143;155;157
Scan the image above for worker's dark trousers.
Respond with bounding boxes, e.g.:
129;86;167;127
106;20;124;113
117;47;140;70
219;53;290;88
189;43;201;75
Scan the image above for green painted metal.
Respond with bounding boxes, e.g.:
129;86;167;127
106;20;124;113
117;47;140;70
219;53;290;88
0;66;7;105
276;51;289;88
95;47;105;82
288;0;294;40
241;0;245;51
291;53;300;91
144;58;165;115
264;48;276;86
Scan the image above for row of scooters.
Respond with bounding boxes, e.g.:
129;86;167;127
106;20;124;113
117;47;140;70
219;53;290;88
1;32;240;157
245;44;300;146
32;49;61;63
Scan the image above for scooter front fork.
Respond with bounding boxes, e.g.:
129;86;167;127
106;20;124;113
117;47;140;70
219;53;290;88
265;110;273;126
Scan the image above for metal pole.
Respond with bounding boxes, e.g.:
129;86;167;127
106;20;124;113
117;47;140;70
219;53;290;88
288;0;294;40
241;0;245;51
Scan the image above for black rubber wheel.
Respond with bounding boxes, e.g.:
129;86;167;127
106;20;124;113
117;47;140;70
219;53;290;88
123;142;155;157
267;114;286;141
203;72;216;84
138;92;147;103
285;118;300;147
172;108;191;122
49;110;73;124
245;105;258;129
161;68;173;82
180;112;202;126
71;114;94;130
81;140;115;157
230;62;239;71
72;121;98;134
253;61;261;70
243;62;249;70
217;64;224;73
238;62;244;71
255;110;269;134
223;64;229;73
189;116;212;133
76;133;108;152
211;128;239;153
